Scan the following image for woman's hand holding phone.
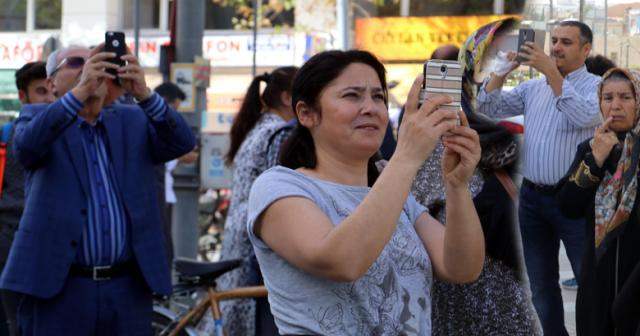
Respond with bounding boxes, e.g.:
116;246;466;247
441;110;481;189
395;74;458;169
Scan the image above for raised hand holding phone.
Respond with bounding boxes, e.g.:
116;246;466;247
71;42;119;103
441;110;481;188
117;45;151;101
396;74;457;169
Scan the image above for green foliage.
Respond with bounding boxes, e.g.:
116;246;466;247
212;0;295;30
35;0;62;29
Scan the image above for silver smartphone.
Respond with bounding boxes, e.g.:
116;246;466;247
418;60;462;136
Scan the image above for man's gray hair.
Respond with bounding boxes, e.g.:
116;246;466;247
46;50;61;78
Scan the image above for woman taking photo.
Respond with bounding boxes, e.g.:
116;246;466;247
247;50;485;335
218;66;298;335
554;68;640;335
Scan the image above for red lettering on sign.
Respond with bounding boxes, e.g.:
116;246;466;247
13;46;19;60
1;46;10;61
37;45;43;60
22;42;35;62
144;41;156;54
127;42;135;52
229;41;240;52
217;41;227;53
206;41;214;53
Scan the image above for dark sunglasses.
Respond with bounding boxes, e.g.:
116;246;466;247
50;56;86;77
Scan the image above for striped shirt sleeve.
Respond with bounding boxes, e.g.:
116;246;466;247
138;92;169;121
476;79;527;118
554;78;601;129
62;92;86;118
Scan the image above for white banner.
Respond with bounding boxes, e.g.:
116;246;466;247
0;33;298;69
203;34;295;67
0;35;50;69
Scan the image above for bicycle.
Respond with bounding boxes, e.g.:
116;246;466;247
152;257;268;336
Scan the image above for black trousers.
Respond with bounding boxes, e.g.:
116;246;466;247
0;233;21;336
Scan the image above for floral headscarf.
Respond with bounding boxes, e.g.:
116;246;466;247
593;68;640;261
458;17;521;169
459;17;521;125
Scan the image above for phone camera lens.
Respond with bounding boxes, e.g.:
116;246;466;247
440;65;447;73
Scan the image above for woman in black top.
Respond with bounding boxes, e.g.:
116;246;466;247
554;68;640;336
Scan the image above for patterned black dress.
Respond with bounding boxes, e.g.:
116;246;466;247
217;112;285;335
410;140;543;335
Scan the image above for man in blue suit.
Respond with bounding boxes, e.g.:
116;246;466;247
0;43;196;335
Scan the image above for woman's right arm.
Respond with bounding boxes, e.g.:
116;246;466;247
253;75;458;283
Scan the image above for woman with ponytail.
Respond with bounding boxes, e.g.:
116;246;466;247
217;66;298;336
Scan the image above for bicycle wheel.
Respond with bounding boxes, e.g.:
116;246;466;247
152;311;191;336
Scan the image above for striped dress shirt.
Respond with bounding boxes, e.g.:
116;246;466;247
476;65;602;186
60;92;169;267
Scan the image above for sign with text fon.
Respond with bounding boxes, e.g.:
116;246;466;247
170;63;196;112
354;15;516;62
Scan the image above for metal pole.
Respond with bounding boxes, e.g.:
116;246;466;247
579;0;584;22
252;0;258;77
337;0;349;50
494;0;504;15
134;0;140;57
400;0;410;17
604;0;608;57
550;0;553;20
627;42;630;67
173;0;205;260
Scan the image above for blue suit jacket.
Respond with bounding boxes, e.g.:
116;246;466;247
0;96;196;298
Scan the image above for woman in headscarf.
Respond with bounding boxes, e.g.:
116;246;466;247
554;68;640;336
407;17;542;335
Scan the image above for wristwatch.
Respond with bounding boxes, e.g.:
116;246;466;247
135;88;155;105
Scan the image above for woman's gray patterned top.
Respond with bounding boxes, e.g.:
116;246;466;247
247;167;434;336
216;112;285;336
410;140;543;335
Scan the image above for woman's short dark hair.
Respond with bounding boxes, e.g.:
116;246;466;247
225;66;298;165
278;50;388;187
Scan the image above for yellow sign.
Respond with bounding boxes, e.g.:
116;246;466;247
206;93;244;111
355;15;517;62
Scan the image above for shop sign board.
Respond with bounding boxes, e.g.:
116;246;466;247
0;33;295;69
203;34;295;67
170;63;196;112
201;111;236;134
0;35;50;69
200;134;233;189
354;15;517;62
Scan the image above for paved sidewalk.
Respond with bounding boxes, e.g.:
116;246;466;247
559;243;577;336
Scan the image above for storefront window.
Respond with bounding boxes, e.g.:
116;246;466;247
0;0;27;32
123;0;161;29
35;0;61;29
0;70;21;114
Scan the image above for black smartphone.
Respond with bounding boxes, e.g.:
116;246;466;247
105;31;126;77
517;29;535;63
